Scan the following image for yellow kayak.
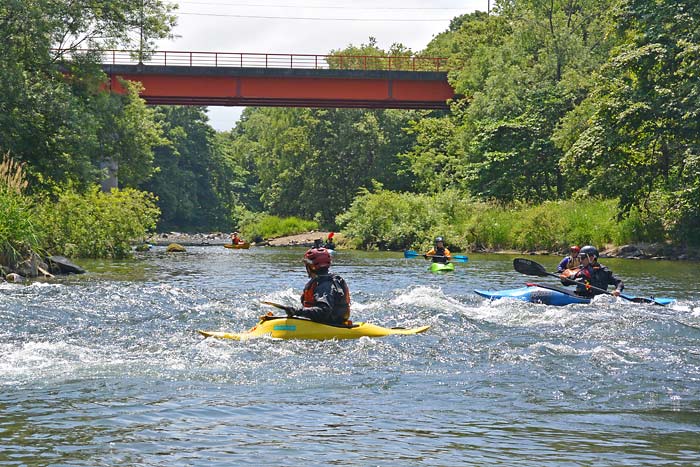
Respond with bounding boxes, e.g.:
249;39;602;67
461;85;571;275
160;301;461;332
198;316;430;341
224;242;250;249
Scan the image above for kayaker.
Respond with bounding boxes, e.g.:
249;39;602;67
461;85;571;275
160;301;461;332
424;237;452;264
283;247;351;326
323;232;336;250
230;231;245;245
562;245;624;298
556;245;581;272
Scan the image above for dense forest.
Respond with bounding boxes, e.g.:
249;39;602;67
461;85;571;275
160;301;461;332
1;0;699;266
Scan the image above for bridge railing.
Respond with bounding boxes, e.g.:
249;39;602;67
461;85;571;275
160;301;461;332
54;49;451;72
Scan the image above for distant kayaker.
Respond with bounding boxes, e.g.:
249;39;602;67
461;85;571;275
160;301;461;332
424;236;452;264
230;231;245;245
561;245;624;297
556;245;581;272
323;232;336;250
283;247;351;326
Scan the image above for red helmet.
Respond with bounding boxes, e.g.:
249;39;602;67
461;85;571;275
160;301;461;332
570;245;580;255
303;248;332;270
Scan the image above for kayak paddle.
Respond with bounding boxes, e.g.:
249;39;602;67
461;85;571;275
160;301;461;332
261;301;294;311
403;250;468;262
513;258;666;306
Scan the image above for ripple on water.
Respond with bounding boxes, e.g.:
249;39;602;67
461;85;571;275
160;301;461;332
1;250;700;466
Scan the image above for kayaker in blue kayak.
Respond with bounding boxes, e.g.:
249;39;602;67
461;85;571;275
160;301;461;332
424;236;452;264
561;245;624;298
557;245;581;272
282;247;352;326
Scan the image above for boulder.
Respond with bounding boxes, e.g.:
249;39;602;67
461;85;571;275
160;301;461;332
47;256;86;274
6;272;25;283
166;243;186;252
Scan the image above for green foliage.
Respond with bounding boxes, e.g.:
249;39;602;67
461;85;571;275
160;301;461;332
560;0;700;245
37;186;160;258
0;187;40;266
141;107;247;231
240;214;318;243
229;107;418;228
339;190;662;251
328;37;422;70
0;152;39;266
0;0;175;193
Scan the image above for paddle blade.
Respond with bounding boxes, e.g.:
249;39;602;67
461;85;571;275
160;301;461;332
513;258;549;276
620;293;666;306
451;255;468;263
403;250;420;259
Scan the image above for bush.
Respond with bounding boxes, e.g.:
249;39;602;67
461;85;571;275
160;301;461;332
37;186;160;258
338;190;671;252
240;214;318;242
337;189;441;250
0;153;39;266
0;188;40;266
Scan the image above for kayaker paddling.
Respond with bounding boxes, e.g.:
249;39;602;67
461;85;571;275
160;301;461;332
281;247;352;326
560;245;624;298
424;236;452;264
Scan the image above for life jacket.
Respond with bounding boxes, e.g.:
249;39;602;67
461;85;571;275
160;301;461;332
302;273;351;322
572;263;620;297
566;256;580;270
427;247;451;264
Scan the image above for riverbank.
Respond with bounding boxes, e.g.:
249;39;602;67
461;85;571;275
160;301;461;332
145;232;699;261
147;231;337;248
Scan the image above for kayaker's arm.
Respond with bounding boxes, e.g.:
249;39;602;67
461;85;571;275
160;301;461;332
609;272;624;297
293;280;336;322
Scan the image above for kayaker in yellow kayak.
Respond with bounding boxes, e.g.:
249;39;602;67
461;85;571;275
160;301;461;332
281;247;352;326
424;236;452;264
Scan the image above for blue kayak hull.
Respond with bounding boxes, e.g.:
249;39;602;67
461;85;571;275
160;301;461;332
475;285;676;306
475;285;590;306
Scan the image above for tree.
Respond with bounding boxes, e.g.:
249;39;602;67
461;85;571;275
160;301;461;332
561;0;700;244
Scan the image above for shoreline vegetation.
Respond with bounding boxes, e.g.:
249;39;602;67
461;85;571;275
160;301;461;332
147;231;700;262
3;2;700;280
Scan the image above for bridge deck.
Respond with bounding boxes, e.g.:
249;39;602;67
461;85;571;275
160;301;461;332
105;64;454;109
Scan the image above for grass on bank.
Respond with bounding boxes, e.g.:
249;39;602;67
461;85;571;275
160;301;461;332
337;188;667;252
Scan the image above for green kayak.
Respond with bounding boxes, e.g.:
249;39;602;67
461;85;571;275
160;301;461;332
429;262;455;273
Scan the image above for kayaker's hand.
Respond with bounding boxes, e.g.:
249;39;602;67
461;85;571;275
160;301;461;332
611;289;621;297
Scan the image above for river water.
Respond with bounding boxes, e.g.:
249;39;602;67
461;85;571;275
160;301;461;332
2;247;699;466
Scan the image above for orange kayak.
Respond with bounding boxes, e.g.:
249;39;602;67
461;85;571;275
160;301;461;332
224;243;250;249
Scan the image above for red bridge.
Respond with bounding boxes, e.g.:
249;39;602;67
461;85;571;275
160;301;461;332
66;50;456;110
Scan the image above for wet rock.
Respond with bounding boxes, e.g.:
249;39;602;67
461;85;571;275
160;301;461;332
166;243;186;252
47;256;86;274
5;272;25;283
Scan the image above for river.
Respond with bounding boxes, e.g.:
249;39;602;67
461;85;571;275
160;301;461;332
2;247;699;466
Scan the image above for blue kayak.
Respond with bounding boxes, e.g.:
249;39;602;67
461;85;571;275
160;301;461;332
474;283;675;306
